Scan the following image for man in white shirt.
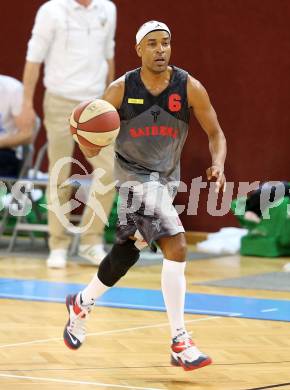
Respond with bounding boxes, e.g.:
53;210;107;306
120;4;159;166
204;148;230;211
19;0;117;268
0;75;33;177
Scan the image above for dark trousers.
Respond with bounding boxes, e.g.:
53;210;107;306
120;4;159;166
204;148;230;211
246;181;290;217
0;149;22;177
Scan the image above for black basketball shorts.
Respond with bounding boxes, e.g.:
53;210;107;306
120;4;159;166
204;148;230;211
115;181;185;250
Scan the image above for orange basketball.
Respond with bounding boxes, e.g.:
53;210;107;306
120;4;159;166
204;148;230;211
70;99;120;148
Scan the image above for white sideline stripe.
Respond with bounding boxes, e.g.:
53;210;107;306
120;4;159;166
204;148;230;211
0;293;64;302
0;292;241;317
0;373;161;390
0;294;243;316
96;301;242;317
0;293;64;303
0;316;219;349
261;308;278;313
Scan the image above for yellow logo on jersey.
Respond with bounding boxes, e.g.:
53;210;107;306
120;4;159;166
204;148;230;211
128;98;144;104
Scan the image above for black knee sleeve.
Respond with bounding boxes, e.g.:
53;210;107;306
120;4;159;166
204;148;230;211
97;240;140;287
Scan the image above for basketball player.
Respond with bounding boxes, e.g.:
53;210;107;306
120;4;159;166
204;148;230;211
63;21;227;371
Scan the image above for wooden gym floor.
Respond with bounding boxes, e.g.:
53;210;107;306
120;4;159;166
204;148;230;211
0;248;290;390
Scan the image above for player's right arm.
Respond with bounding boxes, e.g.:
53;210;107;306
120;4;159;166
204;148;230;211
102;76;125;110
80;77;125;158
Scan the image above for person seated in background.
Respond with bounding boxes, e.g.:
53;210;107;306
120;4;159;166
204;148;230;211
244;181;290;223
243;181;290;272
0;75;34;177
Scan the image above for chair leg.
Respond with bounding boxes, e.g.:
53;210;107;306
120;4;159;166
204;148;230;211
69;234;80;256
7;222;19;252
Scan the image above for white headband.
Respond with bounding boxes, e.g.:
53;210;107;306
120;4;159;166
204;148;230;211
136;21;171;44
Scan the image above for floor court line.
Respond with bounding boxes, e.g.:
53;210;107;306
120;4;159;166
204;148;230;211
242;382;290;390
0;293;242;317
0;373;162;390
0;316;220;349
1;278;290;321
96;301;243;317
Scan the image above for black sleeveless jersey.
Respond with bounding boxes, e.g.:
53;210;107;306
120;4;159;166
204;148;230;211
115;66;190;186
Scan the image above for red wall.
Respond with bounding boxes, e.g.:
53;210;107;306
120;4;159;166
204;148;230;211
1;0;290;231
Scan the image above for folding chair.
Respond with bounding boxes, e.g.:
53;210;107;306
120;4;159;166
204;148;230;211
0;117;46;248
1;126;100;254
7;142;86;254
18;116;42;177
5;141;49;252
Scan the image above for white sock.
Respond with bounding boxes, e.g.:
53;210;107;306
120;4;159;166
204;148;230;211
77;273;109;306
161;258;186;339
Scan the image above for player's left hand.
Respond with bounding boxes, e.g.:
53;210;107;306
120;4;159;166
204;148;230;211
206;165;226;193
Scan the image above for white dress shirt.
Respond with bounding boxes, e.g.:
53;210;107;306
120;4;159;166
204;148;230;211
0;75;23;157
26;0;117;101
0;75;23;139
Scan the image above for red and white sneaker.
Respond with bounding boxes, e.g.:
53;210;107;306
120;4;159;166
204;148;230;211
170;331;212;371
63;294;92;350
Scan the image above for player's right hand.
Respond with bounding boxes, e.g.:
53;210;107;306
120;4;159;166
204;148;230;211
79;144;102;158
